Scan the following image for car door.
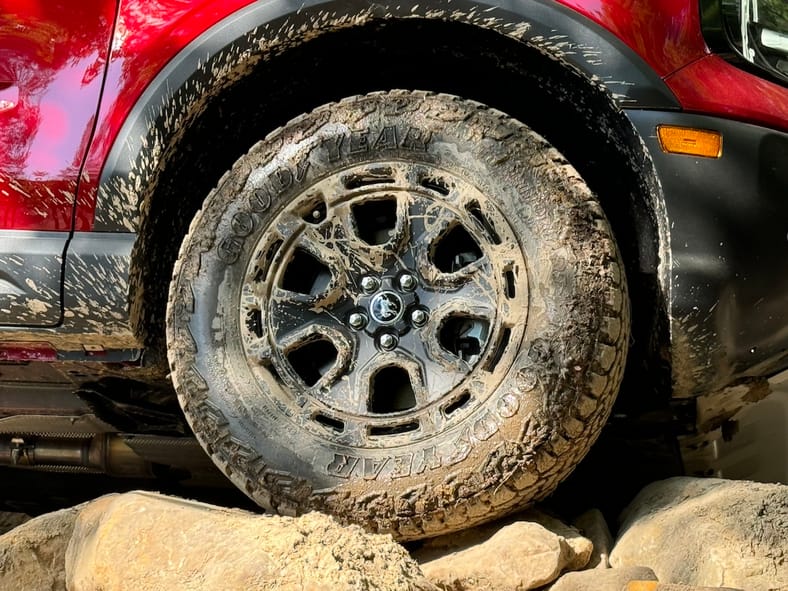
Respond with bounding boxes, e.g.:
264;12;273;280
0;1;116;326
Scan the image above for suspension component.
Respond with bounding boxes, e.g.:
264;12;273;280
0;434;153;477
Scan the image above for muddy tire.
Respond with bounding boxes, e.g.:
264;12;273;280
166;91;629;540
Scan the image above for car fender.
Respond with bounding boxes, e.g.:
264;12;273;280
93;0;678;232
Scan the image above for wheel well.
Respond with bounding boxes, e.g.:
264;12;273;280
134;18;670;408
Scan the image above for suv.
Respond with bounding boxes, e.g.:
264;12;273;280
1;0;786;538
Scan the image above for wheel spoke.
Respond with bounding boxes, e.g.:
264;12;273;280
411;201;456;261
420;262;498;324
448;264;498;312
330;205;387;274
269;287;343;347
407;363;429;406
394;329;468;403
331;195;412;272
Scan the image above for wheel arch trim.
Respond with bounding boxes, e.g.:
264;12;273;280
88;0;675;380
94;0;679;233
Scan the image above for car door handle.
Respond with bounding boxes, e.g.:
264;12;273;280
0;83;19;113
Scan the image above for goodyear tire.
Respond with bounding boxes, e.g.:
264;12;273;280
166;91;629;540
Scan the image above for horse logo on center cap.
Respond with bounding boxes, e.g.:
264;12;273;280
370;291;404;324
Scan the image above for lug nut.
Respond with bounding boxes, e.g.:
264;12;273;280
361;276;379;293
398;273;417;292
348;312;367;330
379;333;398;351
410;309;428;327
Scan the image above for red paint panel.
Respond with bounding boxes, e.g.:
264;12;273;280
0;342;57;362
558;0;709;77
665;55;788;133
0;1;115;231
72;0;788;229
81;0;705;229
77;0;254;231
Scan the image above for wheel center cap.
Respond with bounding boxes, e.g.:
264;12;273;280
370;291;404;324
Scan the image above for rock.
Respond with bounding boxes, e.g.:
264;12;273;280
65;491;435;591
610;477;788;591
415;513;592;591
413;508;592;568
623;584;743;591
0;511;31;535
0;505;80;591
522;509;593;571
549;565;657;590
573;508;613;568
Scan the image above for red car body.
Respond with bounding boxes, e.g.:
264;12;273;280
2;0;786;234
1;0;787;499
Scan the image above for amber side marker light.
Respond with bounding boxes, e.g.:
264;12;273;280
624;583;658;591
657;125;723;158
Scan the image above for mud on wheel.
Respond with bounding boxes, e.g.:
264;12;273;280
166;91;629;540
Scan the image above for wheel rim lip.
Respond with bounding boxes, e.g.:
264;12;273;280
238;160;529;447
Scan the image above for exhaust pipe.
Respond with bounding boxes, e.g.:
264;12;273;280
0;434;153;477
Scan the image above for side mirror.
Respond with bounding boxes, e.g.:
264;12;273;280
702;0;788;84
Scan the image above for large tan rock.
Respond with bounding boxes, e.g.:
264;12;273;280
414;511;592;591
623;584;743;591
549;565;657;590
523;509;594;571
610;477;788;591
0;505;80;591
65;491;436;591
573;508;613;568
